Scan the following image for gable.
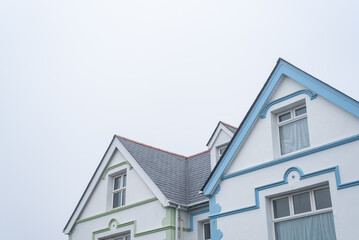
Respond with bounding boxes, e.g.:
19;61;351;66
203;58;359;196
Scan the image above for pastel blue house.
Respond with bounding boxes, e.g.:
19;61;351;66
64;59;359;240
202;59;359;240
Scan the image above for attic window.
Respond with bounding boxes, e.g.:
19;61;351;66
113;173;127;208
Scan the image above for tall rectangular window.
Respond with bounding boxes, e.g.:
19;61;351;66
113;173;127;208
277;105;310;155
203;222;211;240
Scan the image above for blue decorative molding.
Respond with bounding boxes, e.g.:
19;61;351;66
222;134;359;181
202;59;359;196
260;89;317;119
209;186;223;240
189;208;209;232
210;166;359;220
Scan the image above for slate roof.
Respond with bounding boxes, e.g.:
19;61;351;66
117;136;211;205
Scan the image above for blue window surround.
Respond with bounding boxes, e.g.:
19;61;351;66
209;165;359;220
203;59;359;196
260;89;317;119
188;208;209;232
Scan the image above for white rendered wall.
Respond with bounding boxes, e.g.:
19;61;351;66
214;76;359;239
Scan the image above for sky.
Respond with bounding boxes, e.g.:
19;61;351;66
0;0;358;239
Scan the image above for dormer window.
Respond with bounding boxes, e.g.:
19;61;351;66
113;173;127;208
217;144;228;160
277;105;310;155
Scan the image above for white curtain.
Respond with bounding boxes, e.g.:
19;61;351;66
280;118;310;155
275;212;336;240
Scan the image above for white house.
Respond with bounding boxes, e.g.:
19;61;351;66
64;59;359;240
202;58;359;240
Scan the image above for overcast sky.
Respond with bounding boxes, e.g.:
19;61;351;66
1;0;358;239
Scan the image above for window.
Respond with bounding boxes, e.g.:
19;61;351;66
271;186;336;240
113;173;127;208
217;144;228;159
203;222;211;240
107;234;130;240
277;105;310;155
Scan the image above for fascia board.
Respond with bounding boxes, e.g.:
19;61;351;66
203;59;359;196
64;137;169;234
113;138;169;207
64;137;118;234
207;123;234;149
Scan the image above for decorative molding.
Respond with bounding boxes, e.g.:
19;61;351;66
101;161;133;180
202;59;359;196
92;218;175;240
162;207;176;240
210;165;359;220
222;134;359;180
76;197;157;224
209;186;223;240
260;89;317;119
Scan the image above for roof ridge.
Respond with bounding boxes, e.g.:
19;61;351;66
187;149;210;158
220;121;238;129
115;135;187;158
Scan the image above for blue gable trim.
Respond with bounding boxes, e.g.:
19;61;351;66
189;208;209;232
203;59;359;196
260;89;317;119
209;165;359;220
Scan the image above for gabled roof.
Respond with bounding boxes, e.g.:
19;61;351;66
206;121;237;148
202;58;359;195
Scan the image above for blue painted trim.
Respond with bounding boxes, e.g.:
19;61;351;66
189;208;209;231
260;89;317;119
210;166;359;220
202;59;359;196
188;202;209;211
222;134;359;180
210;218;223;240
208;186;223;239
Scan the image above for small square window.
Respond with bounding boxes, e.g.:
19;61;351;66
293;192;311;214
273;197;290;219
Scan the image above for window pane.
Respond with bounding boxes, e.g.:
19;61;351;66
114;237;123;240
295;106;307;116
114;176;121;190
122;190;126;206
113;192;121;208
314;187;332;210
279;118;310;155
125;236;130;240
293;192;311;214
279;112;291;122
273;197;290;218
204;223;211;239
123;174;127;188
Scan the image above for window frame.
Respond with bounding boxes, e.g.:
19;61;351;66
271;186;333;224
203;222;211;240
217;144;228;160
276;104;310;156
112;172;127;209
106;233;131;240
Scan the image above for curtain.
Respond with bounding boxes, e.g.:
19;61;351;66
275;212;336;240
280;118;310;155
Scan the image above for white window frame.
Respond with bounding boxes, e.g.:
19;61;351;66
276;105;309;156
112;172;127;209
203;222;211;240
106;233;131;240
217;144;228;160
271;186;333;224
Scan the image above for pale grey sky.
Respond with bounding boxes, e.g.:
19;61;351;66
0;0;358;239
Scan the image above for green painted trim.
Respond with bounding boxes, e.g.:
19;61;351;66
162;207;176;240
92;218;175;240
101;162;133;180
76;197;157;224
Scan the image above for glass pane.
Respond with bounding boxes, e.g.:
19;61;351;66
293;192;311;214
113;192;121;208
123;174;127;187
125;236;130;240
204;223;211;239
114;237;123;240
273;197;290;218
279;118;310;155
122;190;126;206
114;176;121;190
314;187;332;210
279;112;291;122
295;106;307;116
